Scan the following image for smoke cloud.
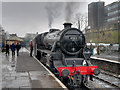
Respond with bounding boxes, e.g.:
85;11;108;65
45;2;86;28
65;2;80;22
45;2;64;28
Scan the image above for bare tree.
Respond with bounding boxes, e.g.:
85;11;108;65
72;13;88;32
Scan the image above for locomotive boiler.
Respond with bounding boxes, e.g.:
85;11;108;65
33;23;100;87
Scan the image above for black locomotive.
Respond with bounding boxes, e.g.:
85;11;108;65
32;23;100;87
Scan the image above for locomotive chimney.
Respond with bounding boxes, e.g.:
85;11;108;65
63;23;72;29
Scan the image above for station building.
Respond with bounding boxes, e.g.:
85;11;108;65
86;1;120;44
6;36;23;45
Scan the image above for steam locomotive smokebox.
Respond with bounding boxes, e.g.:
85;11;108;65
63;23;72;29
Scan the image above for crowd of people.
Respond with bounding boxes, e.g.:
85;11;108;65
84;43;100;55
5;40;33;57
84;43;94;55
5;42;21;56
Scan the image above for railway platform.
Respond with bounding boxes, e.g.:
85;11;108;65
90;53;120;75
1;48;67;89
92;53;120;62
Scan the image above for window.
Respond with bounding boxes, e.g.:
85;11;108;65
108;10;119;16
107;3;119;10
107;16;120;22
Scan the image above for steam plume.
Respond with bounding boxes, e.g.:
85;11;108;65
45;2;63;28
65;2;80;22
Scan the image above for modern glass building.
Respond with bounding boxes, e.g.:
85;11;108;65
86;1;120;44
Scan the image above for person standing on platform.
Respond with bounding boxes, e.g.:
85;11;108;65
30;40;33;57
90;43;93;55
84;44;90;52
97;45;100;55
6;43;9;56
16;43;21;56
11;43;15;56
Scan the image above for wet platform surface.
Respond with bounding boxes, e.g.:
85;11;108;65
92;54;120;62
1;48;65;89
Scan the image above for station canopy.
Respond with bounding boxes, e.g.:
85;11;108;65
7;36;23;42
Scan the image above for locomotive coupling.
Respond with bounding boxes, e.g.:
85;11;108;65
93;68;100;75
72;61;76;74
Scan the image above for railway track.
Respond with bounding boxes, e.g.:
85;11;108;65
93;71;120;89
100;69;120;79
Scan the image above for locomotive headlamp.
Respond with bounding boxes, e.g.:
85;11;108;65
93;68;100;75
61;69;69;78
72;48;75;51
82;60;87;66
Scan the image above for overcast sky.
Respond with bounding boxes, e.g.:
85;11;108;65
0;0;118;37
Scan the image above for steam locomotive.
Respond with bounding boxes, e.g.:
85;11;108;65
33;23;100;87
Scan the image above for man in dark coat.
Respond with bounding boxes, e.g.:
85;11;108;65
11;43;15;56
90;43;93;55
6;43;9;56
16;43;21;56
